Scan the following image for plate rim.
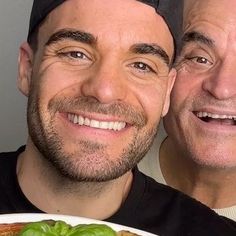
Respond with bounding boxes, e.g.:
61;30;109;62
0;213;157;236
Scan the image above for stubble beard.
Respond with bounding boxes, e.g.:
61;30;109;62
27;90;158;182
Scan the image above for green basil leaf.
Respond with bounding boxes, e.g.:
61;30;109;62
19;221;117;236
68;224;117;236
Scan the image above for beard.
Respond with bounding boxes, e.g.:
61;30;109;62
27;88;158;182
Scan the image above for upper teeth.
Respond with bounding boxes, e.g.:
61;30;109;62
68;114;126;131
197;112;236;120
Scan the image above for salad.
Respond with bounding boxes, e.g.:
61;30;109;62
0;220;140;236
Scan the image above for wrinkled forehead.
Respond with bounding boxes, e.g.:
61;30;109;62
43;0;170;37
29;0;183;48
41;0;174;52
184;0;236;31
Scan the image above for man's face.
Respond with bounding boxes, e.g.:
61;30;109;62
164;0;236;168
19;0;175;181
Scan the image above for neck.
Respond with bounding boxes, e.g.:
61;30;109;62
160;137;236;209
17;141;133;219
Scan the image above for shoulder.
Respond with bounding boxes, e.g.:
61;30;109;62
139;171;215;213
134;170;236;235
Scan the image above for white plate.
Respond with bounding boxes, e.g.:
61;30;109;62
0;213;157;236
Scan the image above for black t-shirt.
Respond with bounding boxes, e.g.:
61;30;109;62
0;146;236;235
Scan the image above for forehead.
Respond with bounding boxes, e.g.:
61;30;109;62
184;0;236;34
38;0;173;56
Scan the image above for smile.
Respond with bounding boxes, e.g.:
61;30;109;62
67;113;126;131
196;111;236;125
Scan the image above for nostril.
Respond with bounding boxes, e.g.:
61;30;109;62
202;75;236;100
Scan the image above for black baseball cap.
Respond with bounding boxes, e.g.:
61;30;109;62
28;0;183;50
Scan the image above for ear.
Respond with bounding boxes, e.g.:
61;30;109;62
18;42;33;97
161;68;176;117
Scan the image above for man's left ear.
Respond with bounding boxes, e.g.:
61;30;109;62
161;68;176;117
17;42;33;97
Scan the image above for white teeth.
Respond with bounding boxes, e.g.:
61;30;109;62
78;116;84;125
100;121;109;129
73;115;78;124
197;112;236;120
90;120;99;128
84;118;90;126
67;114;126;131
109;122;114;130
113;122;119;131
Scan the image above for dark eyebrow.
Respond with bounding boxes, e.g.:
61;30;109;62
45;31;171;66
130;43;170;66
182;31;215;48
45;29;97;47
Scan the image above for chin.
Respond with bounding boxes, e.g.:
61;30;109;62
191;149;236;169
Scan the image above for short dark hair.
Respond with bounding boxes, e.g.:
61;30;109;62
27;0;183;56
28;27;39;52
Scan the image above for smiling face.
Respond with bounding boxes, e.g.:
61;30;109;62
164;0;236;168
19;0;175;181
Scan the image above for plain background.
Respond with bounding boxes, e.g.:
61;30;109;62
0;1;33;151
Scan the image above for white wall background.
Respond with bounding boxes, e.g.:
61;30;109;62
0;1;33;151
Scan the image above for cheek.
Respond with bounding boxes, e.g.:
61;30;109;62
35;67;83;105
135;83;168;123
170;85;186;111
171;71;200;110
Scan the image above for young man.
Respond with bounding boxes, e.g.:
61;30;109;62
139;0;236;222
1;0;236;235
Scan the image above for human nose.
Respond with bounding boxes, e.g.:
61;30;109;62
80;60;127;104
202;60;236;100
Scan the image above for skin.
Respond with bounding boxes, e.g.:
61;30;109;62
17;0;175;218
161;0;236;208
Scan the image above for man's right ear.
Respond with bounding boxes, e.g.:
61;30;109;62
18;42;33;97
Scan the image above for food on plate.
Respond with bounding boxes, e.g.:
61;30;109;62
0;220;141;236
0;222;25;236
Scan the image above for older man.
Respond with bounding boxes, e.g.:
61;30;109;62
1;0;236;235
139;0;236;222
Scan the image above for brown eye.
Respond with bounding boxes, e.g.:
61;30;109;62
195;57;210;64
187;56;212;65
59;51;88;60
56;48;93;68
132;62;155;73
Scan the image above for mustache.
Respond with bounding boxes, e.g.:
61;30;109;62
49;96;147;128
